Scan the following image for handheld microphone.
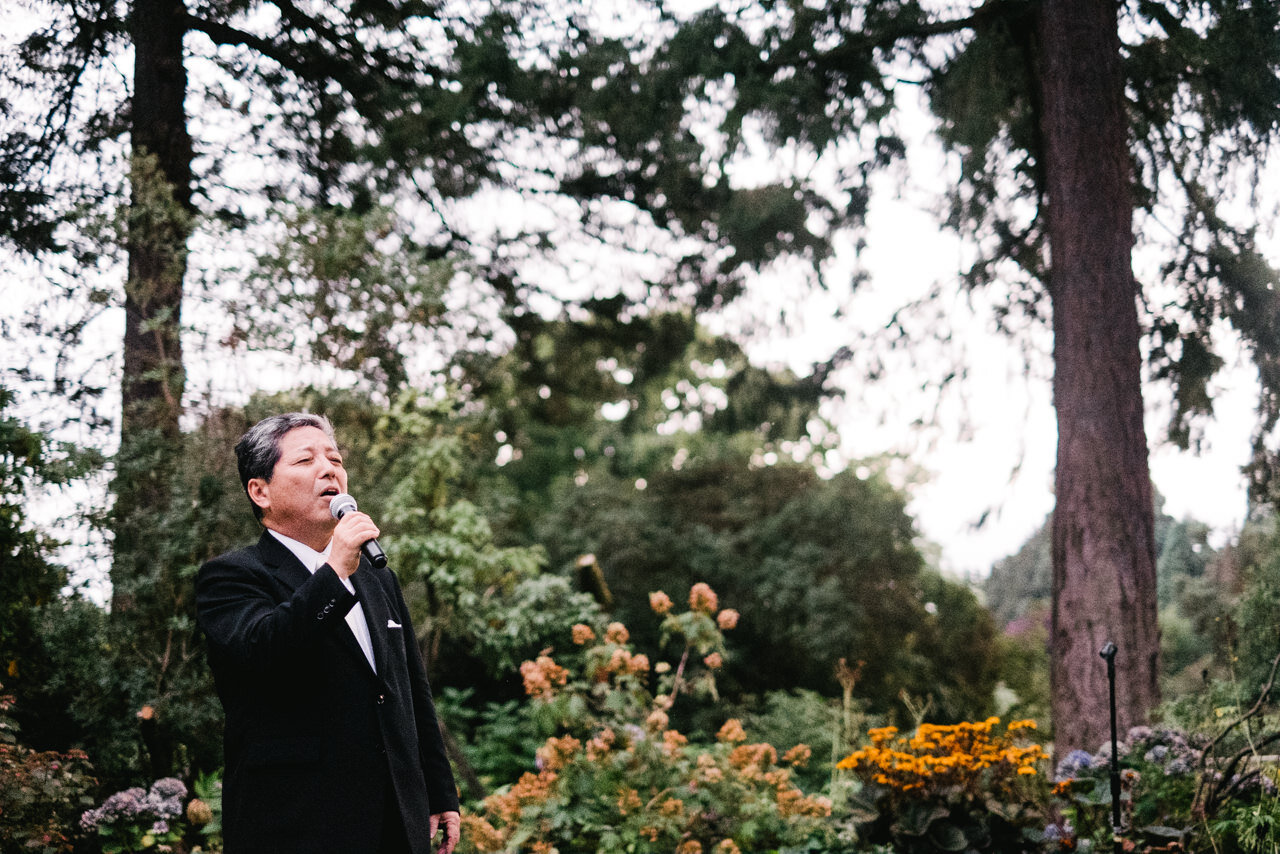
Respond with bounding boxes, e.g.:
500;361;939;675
328;493;388;569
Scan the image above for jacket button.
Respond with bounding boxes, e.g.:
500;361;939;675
377;694;386;705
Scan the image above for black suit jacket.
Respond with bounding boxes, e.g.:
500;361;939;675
196;531;459;854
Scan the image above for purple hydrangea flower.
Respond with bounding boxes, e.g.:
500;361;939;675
151;777;188;800
1054;749;1095;781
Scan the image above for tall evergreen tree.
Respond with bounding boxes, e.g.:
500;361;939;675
606;0;1278;749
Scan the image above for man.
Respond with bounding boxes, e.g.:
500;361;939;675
196;412;461;854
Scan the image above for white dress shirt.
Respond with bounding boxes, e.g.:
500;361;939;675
268;529;377;672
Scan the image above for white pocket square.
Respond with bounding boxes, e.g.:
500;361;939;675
387;619;402;629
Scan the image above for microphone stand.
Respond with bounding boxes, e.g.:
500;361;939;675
1099;641;1121;854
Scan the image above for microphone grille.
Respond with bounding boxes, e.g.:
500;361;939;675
329;493;358;520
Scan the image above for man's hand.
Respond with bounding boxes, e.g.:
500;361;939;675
328;511;379;578
430;810;461;854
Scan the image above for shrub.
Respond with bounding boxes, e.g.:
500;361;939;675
0;685;97;854
456;584;835;853
836;717;1048;852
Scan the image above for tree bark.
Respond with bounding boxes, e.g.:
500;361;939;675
1036;0;1160;751
112;0;193;611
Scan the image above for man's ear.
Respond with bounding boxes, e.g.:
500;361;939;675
246;478;271;515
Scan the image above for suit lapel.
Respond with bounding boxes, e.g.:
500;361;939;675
256;530;312;591
352;566;390;677
258;531;382;678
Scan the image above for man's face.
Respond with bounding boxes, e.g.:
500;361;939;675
248;425;348;547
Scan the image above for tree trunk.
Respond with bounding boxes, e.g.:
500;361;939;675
1037;0;1160;751
112;0;192;611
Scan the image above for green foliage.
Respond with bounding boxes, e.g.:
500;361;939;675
992;608;1051;729
731;690;845;794
1231;513;1280;697
1208;794;1280;853
533;447;998;722
231;207;452;395
0;387;73;712
437;689;552;798
983;523;1051;631
375;393;605;680
0;685;97;854
188;769;224;851
96;413;253;782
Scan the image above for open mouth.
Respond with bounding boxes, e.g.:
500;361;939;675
320;487;340;498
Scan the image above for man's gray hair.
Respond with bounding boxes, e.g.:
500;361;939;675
235;412;336;520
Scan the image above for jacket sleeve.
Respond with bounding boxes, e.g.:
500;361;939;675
196;549;359;678
391;578;461;814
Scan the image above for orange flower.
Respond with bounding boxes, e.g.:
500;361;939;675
662;729;689;757
717;719;747;743
605;621;630;644
716;609;740;630
484;770;557;825
689;582;718;614
703;652;723;670
571;624;596;645
728;743;778;771
519;653;568;699
658;797;686;817
783;744;812;767
535;735;581;771
649;590;674;614
460;815;505;852
587;728;616;760
676;841;703;854
617;788;642;815
691;581;721;614
695;753;725;784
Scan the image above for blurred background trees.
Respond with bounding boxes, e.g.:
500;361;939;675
1;0;1279;846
